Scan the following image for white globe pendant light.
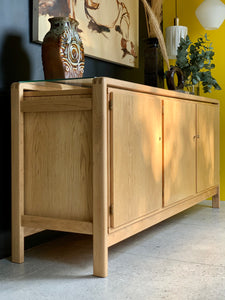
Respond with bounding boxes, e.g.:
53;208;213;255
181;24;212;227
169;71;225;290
195;0;225;30
166;0;188;59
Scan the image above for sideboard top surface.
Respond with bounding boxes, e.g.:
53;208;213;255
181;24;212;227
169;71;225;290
12;77;219;105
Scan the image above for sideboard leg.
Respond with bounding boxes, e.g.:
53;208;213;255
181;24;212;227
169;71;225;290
92;149;108;278
11;83;25;263
11;221;24;264
212;187;220;208
92;79;108;277
93;231;108;278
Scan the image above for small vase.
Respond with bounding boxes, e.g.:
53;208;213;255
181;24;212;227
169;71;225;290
144;38;164;88
187;84;200;95
191;84;200;96
42;17;85;80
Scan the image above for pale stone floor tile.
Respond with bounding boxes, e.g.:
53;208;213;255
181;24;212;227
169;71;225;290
0;200;225;300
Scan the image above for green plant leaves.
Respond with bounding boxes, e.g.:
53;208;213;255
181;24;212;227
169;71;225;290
175;34;221;93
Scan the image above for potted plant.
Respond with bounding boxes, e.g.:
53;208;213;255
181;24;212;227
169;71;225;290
175;34;221;94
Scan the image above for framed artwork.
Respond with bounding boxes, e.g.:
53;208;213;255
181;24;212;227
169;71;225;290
33;0;139;67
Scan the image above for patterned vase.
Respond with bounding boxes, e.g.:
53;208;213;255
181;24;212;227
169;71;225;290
42;17;84;80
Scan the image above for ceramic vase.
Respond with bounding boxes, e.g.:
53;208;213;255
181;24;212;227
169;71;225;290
42;17;85;80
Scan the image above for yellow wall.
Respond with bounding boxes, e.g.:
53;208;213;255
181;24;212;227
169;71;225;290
163;0;225;200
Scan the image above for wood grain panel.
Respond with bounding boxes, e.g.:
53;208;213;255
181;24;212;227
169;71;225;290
197;103;220;192
110;90;162;228
22;215;93;234
24;110;93;222
23;88;92;97
21;96;92;112
164;99;196;206
24;227;44;237
20;81;88;91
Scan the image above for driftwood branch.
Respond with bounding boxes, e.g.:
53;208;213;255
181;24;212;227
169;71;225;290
141;0;170;70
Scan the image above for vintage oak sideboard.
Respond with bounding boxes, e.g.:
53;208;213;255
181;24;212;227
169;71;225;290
11;77;220;277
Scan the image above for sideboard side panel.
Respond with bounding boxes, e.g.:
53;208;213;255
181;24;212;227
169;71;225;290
24;108;93;222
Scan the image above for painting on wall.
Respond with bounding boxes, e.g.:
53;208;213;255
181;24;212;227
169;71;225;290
33;0;139;67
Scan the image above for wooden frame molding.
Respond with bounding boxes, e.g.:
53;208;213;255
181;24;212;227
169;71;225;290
22;215;93;235
107;186;218;247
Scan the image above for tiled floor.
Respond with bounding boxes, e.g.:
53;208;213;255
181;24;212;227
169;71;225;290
1;200;225;300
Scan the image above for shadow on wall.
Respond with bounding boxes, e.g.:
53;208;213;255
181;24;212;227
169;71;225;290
0;34;31;257
0;88;11;256
1;34;31;89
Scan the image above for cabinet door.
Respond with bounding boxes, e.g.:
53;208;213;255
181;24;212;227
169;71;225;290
197;103;219;192
110;89;162;228
164;99;196;206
